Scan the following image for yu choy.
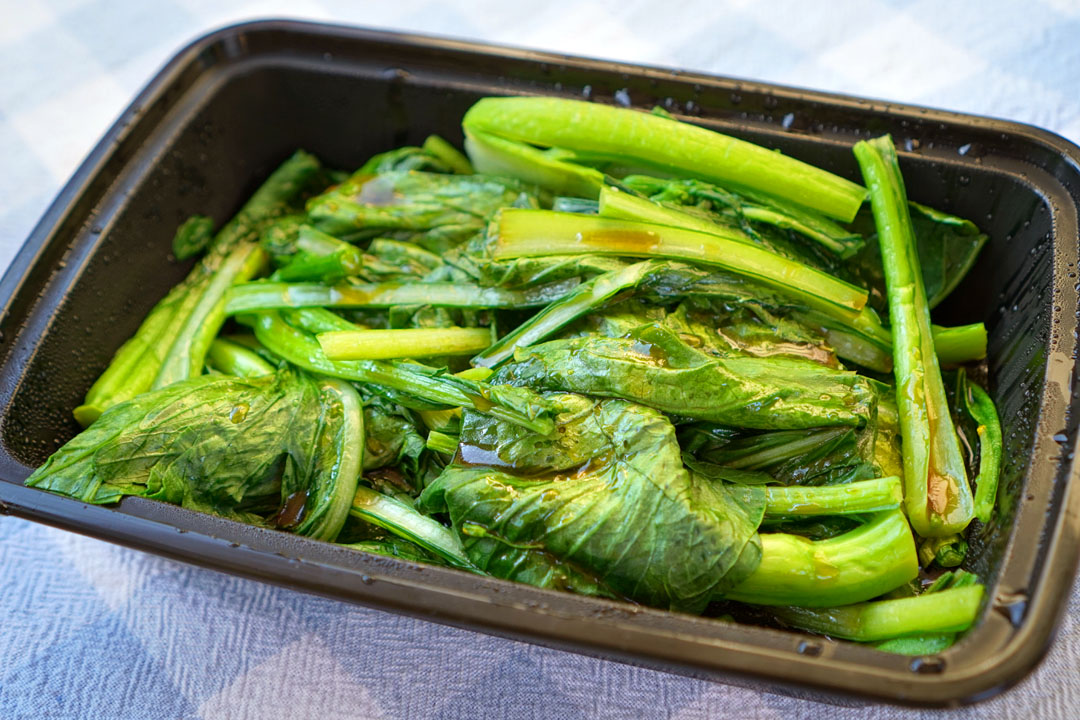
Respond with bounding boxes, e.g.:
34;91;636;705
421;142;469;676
28;97;1002;654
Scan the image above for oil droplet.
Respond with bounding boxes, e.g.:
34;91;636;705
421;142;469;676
229;403;249;423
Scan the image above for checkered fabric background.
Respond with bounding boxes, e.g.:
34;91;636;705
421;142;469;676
3;1;1080;718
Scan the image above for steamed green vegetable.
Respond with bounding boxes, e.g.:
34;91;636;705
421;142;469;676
30;369;360;540
418;397;765;611
464;97;867;220
490;209;869;318
854;135;975;537
30;97;1001;652
75;150;324;426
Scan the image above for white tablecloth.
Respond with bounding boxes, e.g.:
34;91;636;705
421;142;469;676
3;1;1079;717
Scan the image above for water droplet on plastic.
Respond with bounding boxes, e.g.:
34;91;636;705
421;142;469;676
380;67;410;82
730;91;742;105
994;589;1028;627
614;88;631;107
910;656;946;674
360;575;374;585
1054;432;1068;443
958;174;970;186
782;113;795;130
796;640;822;656
904;138;921;151
582;85;593;100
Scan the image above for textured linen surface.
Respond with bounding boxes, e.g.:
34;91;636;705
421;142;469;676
2;1;1079;718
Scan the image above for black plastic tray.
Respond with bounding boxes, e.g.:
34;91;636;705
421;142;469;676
2;19;1078;708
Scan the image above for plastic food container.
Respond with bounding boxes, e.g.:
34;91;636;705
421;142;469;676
1;19;1077;707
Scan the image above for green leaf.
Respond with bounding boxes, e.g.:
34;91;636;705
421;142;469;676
498;323;877;431
847;202;988;312
306;170;540;253
29;369;359;541
419;396;765;612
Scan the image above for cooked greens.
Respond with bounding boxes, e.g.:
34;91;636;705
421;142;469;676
29;98;1001;653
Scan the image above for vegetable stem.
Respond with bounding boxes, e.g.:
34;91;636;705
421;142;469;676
238;310;554;434
464;97;867;220
958;371;1002;523
763;476;903;517
225;278;578;315
75;150;321;425
318;327;492;361
206;338;276;377
350;485;478;572
723;509;918;606
772;584;984;641
854;135;974;537
492;209;868;319
473;260;663;368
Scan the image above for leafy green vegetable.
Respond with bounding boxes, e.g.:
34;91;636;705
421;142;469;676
464;127;605;199
772;584;983;641
359;135;472;175
498;323;876;430
678;423;879;487
953;369;1003;523
419;396;764;611
238;308;556;434
849;202;989;311
224;278;578;315
760;476;903;517
473;260;666;368
918;533;968;568
30;95;1003;651
29;369;359;541
463;97;867;220
854;135;974;537
344;537;442;565
490;209;869;319
723;509;918;606
619;175;864;259
75;150;324;426
306;170;540;253
351;485;478;571
206;337;276;377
